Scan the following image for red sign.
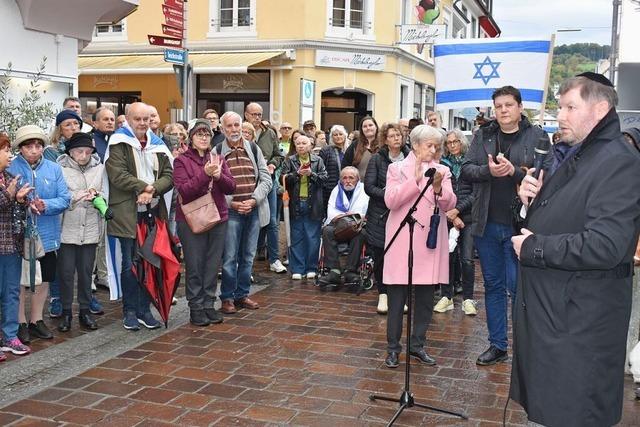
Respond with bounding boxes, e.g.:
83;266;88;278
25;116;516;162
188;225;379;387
162;4;183;19
162;24;183;38
163;0;183;9
164;15;183;28
148;34;182;48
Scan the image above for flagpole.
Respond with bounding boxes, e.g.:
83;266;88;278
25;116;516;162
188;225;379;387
539;33;555;129
182;0;189;121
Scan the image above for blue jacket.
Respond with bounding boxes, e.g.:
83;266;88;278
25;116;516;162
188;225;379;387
8;155;71;252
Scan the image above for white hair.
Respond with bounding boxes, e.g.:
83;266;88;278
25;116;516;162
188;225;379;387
410;125;445;149
340;166;360;180
329;125;348;145
220;111;242;125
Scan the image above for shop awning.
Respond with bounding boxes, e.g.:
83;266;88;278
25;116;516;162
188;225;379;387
78;51;287;75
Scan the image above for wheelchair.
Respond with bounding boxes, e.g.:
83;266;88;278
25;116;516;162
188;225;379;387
315;233;374;295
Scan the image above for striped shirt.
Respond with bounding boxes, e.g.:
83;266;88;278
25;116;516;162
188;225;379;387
225;146;256;202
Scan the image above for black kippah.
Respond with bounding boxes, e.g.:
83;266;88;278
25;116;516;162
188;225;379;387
577;72;614;87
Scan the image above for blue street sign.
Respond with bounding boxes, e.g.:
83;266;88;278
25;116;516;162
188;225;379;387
164;48;185;64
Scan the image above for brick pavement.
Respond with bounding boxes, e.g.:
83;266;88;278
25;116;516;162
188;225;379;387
1;263;639;426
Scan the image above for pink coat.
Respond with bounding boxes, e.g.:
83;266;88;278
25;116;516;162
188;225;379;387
383;152;456;286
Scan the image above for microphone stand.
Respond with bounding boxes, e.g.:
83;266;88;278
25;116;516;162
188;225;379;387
369;172;467;426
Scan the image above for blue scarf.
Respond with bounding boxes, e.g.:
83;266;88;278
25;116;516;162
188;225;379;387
335;183;354;213
550;142;581;176
442;154;464;179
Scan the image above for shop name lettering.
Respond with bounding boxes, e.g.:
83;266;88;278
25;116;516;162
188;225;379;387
320;54;383;70
93;75;119;87
401;27;442;43
223;77;244;90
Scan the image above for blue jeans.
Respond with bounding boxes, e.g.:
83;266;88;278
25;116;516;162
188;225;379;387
289;200;321;275
257;178;280;263
49;278;60;298
0;253;22;340
474;222;517;351
118;237;151;316
220;209;260;301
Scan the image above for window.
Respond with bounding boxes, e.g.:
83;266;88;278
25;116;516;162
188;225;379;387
401;0;413;25
326;0;374;41
413;83;423;119
92;20;127;41
208;0;256;38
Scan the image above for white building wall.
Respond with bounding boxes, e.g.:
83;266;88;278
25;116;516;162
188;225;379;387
618;0;640;63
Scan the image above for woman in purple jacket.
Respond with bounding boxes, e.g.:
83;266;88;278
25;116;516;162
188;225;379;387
173;120;235;327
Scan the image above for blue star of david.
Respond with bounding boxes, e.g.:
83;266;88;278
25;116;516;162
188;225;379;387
473;56;501;85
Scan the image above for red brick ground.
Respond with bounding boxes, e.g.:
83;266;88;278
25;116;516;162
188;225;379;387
1;262;639;426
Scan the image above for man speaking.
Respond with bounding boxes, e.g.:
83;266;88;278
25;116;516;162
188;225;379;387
510;73;640;426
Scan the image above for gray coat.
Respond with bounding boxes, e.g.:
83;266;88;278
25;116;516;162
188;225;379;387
510;109;640;427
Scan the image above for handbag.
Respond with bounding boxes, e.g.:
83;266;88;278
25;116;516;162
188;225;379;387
179;179;221;234
332;213;364;243
23;214;45;261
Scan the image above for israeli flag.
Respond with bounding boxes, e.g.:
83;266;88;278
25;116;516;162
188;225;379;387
434;37;553;109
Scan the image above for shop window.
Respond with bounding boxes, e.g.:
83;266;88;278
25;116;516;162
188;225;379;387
92;20;127;42
326;0;374;41
208;0;256;38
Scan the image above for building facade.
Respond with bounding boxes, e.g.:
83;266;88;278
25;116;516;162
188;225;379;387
79;0;499;131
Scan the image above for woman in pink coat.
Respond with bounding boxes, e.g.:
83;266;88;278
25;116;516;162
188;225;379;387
383;125;456;368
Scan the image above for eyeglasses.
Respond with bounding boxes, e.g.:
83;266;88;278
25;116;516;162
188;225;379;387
193;132;212;138
248;112;262;118
446;139;461;146
280;126;292;130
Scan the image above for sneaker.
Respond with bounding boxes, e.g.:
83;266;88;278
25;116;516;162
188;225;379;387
291;273;303;280
190;309;210;327
28;320;53;339
89;296;104;315
204;307;223;324
476;345;508;366
137;312;162;329
433;297;454;313
1;338;31;356
269;260;287;274
376;294;388;315
17;323;30;344
282;258;289;266
306;272;316;280
461;299;477;315
49;297;62;318
171;297;178;306
123;312;140;331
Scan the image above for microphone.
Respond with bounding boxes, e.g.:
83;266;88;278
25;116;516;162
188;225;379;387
424;167;436;178
532;135;551;179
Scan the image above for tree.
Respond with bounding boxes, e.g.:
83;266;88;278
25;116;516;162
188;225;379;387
0;57;56;140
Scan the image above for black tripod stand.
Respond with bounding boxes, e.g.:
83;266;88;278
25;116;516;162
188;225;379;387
369;168;467;426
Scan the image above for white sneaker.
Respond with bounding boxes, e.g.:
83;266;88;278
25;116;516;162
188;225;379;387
291;273;302;280
306;272;316;279
462;299;477;315
377;294;388;314
433;296;454;313
270;260;287;274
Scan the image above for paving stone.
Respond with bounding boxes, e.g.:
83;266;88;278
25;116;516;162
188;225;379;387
84;380;141;397
129;387;181;404
2;400;69;418
54;407;108;424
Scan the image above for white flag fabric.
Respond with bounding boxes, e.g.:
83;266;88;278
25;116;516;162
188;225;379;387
434;37;553;109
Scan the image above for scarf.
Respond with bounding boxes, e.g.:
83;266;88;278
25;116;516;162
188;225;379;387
335;183;355;213
442;154;464;178
550;141;581;176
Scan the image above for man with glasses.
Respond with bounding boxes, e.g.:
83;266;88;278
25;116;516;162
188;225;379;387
244;103;286;274
279;122;293;157
203;109;225;146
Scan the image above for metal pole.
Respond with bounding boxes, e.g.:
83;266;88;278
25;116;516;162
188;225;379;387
610;0;620;83
182;0;189;121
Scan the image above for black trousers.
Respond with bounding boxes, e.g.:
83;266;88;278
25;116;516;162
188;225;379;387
321;225;365;273
442;225;475;300
386;285;435;353
177;221;227;310
370;245;387;294
57;243;97;312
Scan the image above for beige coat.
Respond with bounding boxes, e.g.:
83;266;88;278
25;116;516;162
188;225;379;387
58;154;105;245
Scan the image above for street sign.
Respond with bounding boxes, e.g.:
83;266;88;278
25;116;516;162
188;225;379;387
164;48;185;64
162;4;183;19
164;15;183;28
164;0;183;9
162;24;183;38
148;34;182;48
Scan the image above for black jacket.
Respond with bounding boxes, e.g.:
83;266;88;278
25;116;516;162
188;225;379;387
510;109;640;427
281;154;328;222
318;144;343;206
363;145;411;248
440;156;474;224
461;115;550;237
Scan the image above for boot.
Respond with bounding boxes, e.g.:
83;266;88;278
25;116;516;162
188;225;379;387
79;310;98;330
190;309;210;327
58;310;72;332
377;294;388;315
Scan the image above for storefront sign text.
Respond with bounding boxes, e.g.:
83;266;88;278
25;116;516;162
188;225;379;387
93;75;119;88
315;50;385;71
398;24;446;45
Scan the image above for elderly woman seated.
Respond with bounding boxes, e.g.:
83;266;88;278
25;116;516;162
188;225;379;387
318;166;370;290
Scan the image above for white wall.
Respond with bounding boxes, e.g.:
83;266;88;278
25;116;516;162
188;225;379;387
619;0;640;63
0;0;78;105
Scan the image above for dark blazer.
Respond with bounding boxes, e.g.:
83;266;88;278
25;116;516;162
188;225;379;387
510;109;640;427
281;154;328;221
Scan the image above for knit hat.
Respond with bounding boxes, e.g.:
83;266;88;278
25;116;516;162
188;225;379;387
65;132;95;154
188;119;212;138
55;109;83;127
12;125;48;150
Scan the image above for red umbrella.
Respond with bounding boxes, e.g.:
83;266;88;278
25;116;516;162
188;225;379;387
134;209;181;327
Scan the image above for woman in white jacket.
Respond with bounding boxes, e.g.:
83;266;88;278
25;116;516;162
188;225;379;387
56;133;106;332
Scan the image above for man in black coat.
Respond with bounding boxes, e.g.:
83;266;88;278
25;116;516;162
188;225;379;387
511;73;640;427
461;86;551;366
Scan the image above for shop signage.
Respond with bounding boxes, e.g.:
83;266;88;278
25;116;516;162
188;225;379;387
398;24;446;45
164;15;183;28
164;48;185;64
93;75;119;88
315;50;385;71
162;24;183;38
148;35;182;48
164;0;183;9
162;4;183;19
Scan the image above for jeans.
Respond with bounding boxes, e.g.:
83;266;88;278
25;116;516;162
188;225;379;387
0;253;22;340
118;237;151;316
289;200;321;275
474;221;517;351
257;178;280;263
443;225;475;300
220;209;260;301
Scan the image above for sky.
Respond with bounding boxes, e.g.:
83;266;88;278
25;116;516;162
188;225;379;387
492;0;614;46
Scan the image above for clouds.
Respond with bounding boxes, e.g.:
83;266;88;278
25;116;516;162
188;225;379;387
492;0;612;45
